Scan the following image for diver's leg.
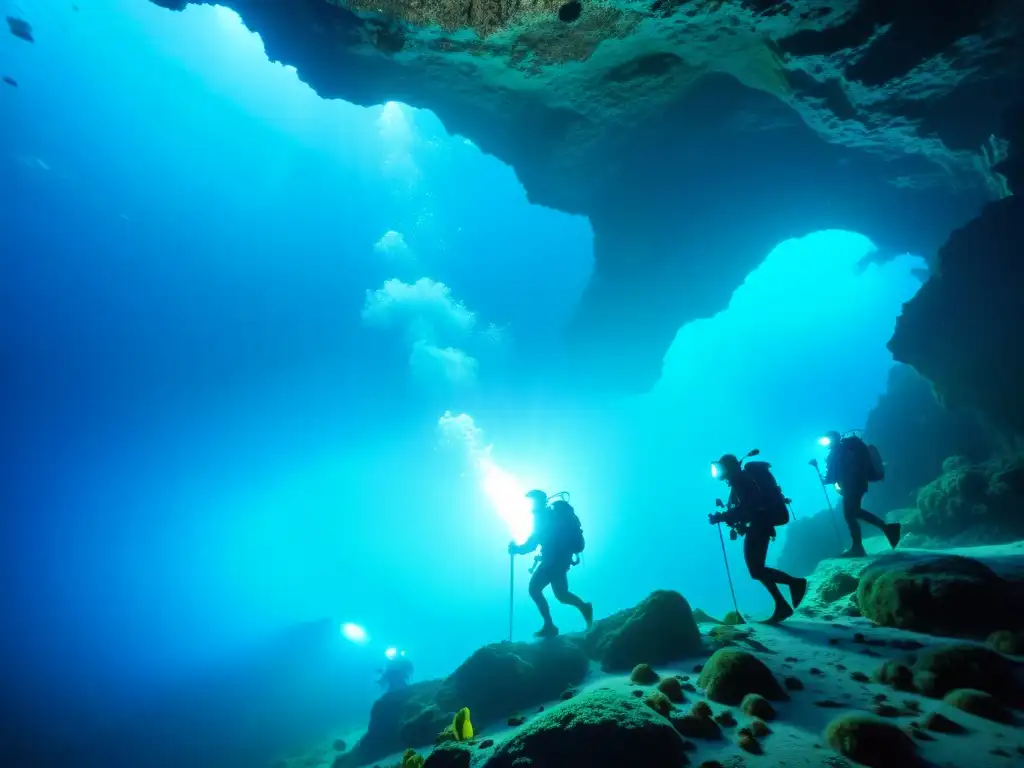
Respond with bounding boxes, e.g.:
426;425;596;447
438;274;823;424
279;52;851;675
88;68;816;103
550;569;593;628
744;531;792;623
841;492;867;556
528;566;557;636
854;500;903;548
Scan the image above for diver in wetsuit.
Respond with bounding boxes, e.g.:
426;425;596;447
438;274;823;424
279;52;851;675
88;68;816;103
821;430;901;558
709;454;807;624
377;652;413;692
508;490;594;638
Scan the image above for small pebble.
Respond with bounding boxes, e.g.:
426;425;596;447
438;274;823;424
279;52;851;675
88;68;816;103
631;689;644;698
814;699;844;708
851;671;870;683
853;633;866;643
478;739;494;749
872;693;888;702
784;676;804;691
785;656;799;663
560;689;575;701
809;667;824;676
507;715;525;726
873;704;900;717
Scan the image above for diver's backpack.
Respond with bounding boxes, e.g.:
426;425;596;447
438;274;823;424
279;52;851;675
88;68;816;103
743;461;790;527
550;499;585;557
844;436;885;483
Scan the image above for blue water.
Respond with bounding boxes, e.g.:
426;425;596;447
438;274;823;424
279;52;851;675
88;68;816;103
1;2;923;765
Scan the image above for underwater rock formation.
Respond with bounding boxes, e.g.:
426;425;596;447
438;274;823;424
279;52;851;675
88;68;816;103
897;454;1024;546
824;713;920;768
482;688;690;768
890;193;1024;433
434;638;588;726
587;589;702;671
857;553;1020;638
696;648;787;705
341;681;449;767
863;365;993;517
877;643;1024;704
150;0;1021;393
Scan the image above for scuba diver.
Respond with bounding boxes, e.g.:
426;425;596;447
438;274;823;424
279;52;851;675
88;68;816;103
508;490;593;638
820;430;901;558
377;649;413;692
709;453;807;624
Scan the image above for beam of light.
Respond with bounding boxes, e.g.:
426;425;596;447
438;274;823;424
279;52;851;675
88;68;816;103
341;622;369;644
384;647;398;660
818;436;832;447
710;462;720;479
438;411;533;544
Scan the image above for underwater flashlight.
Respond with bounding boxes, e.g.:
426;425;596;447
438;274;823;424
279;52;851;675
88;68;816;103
385;647;398;660
710;462;721;479
818;436;832;447
341;622;369;644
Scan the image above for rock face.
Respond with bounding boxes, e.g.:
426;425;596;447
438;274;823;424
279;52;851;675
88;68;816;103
435;638;589;725
483;687;690;768
340;681;449;767
587;590;702;671
898;454;1024;545
862;365;993;519
857;553;1019;637
890;193;1024;434
776;509;852;578
151;0;1020;394
696;648;787;705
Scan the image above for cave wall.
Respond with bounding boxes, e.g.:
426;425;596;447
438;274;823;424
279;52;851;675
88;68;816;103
862;365;994;515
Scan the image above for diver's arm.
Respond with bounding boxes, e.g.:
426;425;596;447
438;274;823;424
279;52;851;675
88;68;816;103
822;451;839;484
509;536;539;556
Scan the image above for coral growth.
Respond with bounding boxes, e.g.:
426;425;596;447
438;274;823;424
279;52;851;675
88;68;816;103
943;688;1013;723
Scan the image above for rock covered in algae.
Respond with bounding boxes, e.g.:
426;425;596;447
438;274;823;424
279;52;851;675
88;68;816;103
482;687;690;767
587;590;702;672
825;713;920;768
697;649;787;705
877;643;1023;702
857;553;1015;637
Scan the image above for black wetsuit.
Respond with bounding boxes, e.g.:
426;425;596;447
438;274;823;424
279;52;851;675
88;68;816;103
721;469;800;612
516;508;587;628
825;439;887;549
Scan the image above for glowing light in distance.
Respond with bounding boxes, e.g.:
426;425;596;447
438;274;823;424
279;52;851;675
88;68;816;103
710;463;720;479
385;647;397;660
341;622;369;644
818;436;832;447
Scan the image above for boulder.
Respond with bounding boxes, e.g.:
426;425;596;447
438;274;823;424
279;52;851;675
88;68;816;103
741;694;775;721
857;553;1017;637
825;713;920;768
483;688;690;768
587;591;702;672
697;649;787;705
435;638;589;726
877;643;1023;703
943;688;1013;724
988;629;1024;655
339;680;447;768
